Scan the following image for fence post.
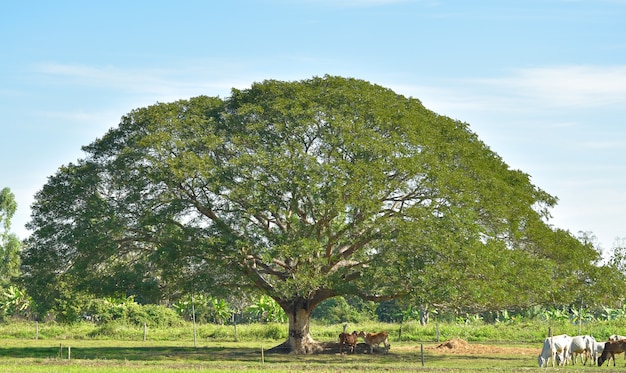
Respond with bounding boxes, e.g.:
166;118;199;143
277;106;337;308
578;315;582;335
35;321;39;340
143;323;147;341
421;343;424;366
192;295;197;348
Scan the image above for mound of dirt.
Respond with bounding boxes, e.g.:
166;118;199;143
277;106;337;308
425;339;537;355
436;338;469;350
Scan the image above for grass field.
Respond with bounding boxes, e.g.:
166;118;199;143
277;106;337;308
0;320;622;372
0;338;608;373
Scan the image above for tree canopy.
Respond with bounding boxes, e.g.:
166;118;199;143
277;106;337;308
22;76;609;353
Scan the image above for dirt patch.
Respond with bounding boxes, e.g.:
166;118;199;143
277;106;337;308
267;339;537;356
435;338;469;350
426;338;536;356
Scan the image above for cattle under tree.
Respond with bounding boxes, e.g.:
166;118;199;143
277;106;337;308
359;330;390;354
339;331;359;354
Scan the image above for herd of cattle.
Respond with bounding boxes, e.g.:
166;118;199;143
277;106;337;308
539;334;626;367
338;330;390;354
339;328;626;367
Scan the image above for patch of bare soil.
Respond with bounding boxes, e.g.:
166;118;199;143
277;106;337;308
427;338;536;356
435;338;469;350
269;339;537;356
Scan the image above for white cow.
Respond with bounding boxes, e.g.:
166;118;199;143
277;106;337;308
568;335;596;365
595;340;605;365
538;334;572;368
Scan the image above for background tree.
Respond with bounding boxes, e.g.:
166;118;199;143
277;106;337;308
22;76;605;353
0;188;21;286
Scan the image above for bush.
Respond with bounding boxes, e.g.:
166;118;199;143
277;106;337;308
84;298;183;328
87;320;141;339
143;304;184;328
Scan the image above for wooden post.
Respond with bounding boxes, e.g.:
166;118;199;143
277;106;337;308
58;344;62;359
68;346;71;361
35;321;39;340
192;295;197;348
261;345;265;364
233;313;238;342
579;301;584;336
436;321;440;342
421;343;424;366
143;323;147;341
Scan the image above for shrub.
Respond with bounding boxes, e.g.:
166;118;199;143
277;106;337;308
84;298;183;327
143;304;184;328
86;321;141;339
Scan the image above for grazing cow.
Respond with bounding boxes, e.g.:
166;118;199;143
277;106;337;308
568;335;596;365
358;330;390;354
598;340;626;366
538;334;572;368
607;335;626;363
338;331;359;354
595;341;605;365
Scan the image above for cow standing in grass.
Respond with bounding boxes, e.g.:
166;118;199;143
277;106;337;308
598;340;626;366
338;331;359;354
358;331;390;354
568;335;596;365
538;334;571;367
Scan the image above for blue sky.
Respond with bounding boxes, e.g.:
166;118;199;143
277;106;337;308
1;0;625;254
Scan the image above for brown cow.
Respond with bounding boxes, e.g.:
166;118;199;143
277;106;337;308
338;331;359;354
358;330;390;354
598;340;626;366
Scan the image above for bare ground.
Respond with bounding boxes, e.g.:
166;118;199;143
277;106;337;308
428;338;536;356
312;338;537;356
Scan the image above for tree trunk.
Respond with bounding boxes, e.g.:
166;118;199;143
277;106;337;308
419;306;430;326
268;298;323;354
287;306;323;354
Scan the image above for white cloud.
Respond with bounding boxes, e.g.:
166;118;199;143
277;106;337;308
473;65;626;108
387;65;626;125
34;62;246;101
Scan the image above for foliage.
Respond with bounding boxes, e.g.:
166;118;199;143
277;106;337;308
312;295;375;323
172;294;234;324
85;296;182;327
21;77;615;352
245;295;287;323
0;187;21;287
0;285;32;320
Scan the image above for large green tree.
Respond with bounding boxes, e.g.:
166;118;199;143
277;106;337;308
23;76;603;353
0;187;21;286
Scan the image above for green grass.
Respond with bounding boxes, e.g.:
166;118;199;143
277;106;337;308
0;339;543;373
8;318;624;343
0;319;623;372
